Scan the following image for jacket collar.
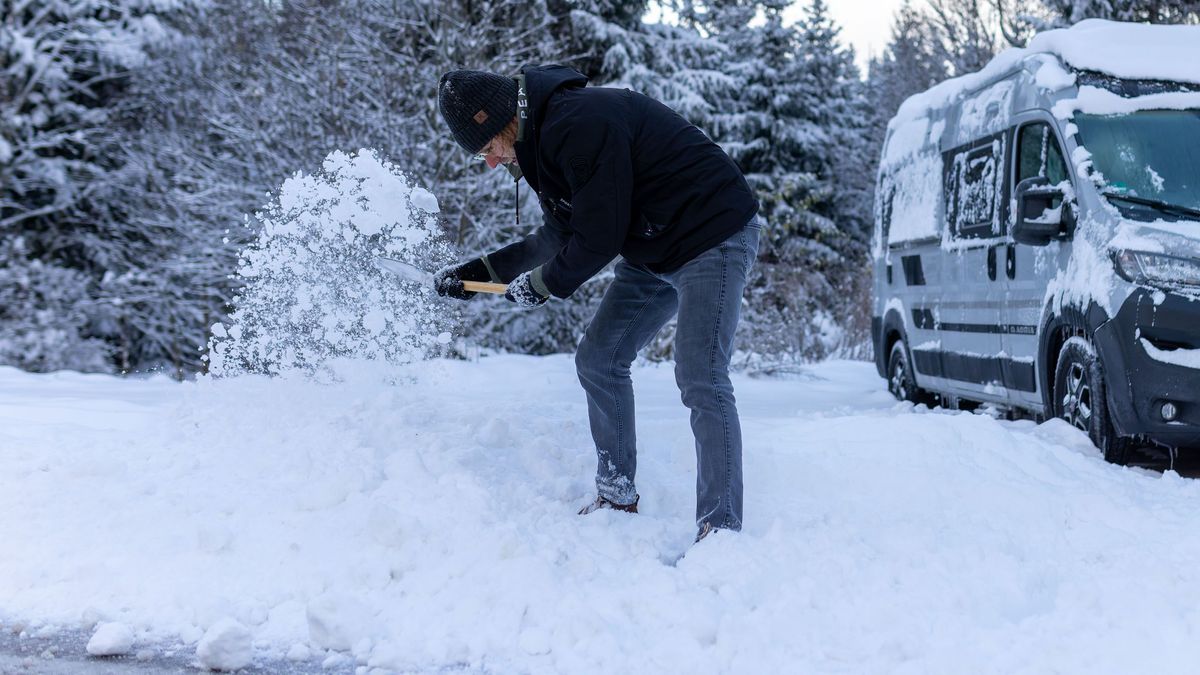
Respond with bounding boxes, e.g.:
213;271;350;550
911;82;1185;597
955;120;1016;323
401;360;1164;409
513;65;589;190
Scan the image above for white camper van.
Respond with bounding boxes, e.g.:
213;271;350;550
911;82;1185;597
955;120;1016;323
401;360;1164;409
872;20;1200;463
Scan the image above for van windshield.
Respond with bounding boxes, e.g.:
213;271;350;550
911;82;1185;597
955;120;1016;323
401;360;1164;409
1075;109;1200;221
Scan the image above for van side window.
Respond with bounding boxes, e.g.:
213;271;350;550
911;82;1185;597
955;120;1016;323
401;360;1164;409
945;133;1007;239
1017;123;1069;185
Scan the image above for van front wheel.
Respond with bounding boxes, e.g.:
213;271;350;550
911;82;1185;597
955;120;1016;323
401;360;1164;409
1053;336;1134;464
887;340;924;404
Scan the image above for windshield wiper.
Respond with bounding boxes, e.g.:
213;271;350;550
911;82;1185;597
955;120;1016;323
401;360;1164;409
1102;191;1200;220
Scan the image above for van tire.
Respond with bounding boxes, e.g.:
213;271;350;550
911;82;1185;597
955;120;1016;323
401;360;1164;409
887;340;926;404
1052;336;1134;464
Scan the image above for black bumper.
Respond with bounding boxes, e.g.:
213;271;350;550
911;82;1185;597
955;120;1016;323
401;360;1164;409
1094;288;1200;449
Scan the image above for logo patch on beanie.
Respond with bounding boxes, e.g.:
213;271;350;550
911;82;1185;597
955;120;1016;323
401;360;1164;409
473;110;488;124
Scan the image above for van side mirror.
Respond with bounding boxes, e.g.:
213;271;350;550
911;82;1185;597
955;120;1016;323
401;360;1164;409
1012;176;1072;246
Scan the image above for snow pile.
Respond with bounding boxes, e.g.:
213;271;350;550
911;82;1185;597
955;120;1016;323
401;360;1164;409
1034;58;1076;92
6;359;1200;672
305;595;374;652
208;149;454;378
86;622;134;656
195;618;253;671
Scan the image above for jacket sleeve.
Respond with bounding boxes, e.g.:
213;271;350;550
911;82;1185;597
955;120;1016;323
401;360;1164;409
483;203;572;283
534;116;633;299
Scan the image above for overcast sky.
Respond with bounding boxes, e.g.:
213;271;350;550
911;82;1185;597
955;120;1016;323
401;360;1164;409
646;0;911;75
786;0;909;72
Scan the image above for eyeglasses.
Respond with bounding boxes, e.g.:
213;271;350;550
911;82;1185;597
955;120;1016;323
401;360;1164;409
474;139;496;162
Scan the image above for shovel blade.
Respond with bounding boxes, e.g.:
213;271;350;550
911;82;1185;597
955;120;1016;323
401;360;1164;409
376;257;433;287
376;257;508;295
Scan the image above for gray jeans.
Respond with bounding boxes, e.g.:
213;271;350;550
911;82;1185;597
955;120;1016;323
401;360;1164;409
575;219;761;530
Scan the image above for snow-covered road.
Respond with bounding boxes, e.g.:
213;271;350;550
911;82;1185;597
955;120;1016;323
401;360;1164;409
3;356;1200;673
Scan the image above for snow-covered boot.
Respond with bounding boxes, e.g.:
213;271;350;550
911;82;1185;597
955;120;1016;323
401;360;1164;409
694;522;716;543
578;495;639;515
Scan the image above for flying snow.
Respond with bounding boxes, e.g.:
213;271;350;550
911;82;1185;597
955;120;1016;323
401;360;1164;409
206;149;456;379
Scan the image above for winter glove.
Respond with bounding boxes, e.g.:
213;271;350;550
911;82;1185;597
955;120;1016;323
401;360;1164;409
505;270;549;308
434;257;494;300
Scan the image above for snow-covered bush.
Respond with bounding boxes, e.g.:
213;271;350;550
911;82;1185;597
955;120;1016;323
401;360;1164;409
207;150;455;378
1;0;188;374
0;242;111;373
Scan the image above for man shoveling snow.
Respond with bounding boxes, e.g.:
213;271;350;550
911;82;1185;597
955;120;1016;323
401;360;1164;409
435;65;760;543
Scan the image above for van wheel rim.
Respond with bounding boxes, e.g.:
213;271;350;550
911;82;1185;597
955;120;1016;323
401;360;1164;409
1061;361;1093;431
891;359;909;399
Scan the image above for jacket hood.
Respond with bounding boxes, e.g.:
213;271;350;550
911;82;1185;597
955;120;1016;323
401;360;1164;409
512;65;588;183
520;65;589;121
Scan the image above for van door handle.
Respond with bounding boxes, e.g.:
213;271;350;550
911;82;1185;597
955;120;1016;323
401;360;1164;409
987;246;998;281
1006;244;1016;279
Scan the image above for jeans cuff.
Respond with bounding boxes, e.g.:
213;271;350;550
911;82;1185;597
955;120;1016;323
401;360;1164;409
596;475;637;506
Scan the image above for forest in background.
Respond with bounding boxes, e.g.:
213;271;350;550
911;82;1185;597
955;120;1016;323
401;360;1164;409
3;0;1199;377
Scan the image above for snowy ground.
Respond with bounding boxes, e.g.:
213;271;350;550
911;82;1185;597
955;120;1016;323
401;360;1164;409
4;355;1200;673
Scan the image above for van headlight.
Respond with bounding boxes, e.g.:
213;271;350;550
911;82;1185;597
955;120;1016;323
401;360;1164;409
1112;250;1200;289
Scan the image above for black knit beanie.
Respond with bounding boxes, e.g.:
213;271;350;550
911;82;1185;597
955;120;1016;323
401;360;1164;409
438;70;518;154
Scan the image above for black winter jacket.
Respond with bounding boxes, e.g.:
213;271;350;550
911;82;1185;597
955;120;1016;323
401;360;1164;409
485;65;758;299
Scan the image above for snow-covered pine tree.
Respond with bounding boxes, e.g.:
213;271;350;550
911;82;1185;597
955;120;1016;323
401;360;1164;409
551;0;733;118
698;0;871;362
0;0;179;373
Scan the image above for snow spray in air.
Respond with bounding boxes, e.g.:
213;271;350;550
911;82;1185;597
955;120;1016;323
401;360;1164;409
206;149;455;378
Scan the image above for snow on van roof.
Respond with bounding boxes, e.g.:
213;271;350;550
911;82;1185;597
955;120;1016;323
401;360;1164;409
891;20;1200;130
1026;19;1200;84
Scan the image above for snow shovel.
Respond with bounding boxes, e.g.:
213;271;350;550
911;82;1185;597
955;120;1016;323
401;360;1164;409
375;256;508;295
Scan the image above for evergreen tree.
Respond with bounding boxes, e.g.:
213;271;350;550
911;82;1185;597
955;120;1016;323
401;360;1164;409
552;0;733;121
699;0;872;361
1;0;181;372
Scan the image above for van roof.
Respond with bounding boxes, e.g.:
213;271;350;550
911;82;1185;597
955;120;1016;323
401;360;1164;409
891;20;1200;130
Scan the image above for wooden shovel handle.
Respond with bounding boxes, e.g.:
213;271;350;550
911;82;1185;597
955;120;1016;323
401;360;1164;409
462;280;508;294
